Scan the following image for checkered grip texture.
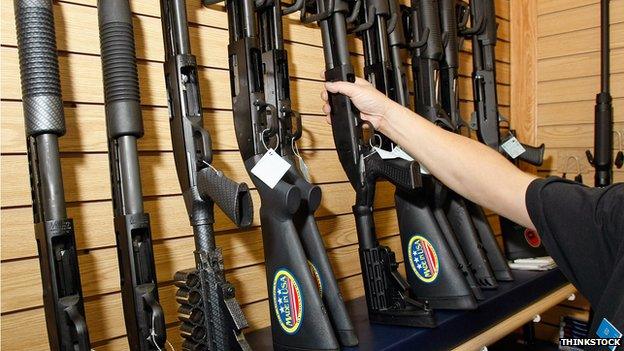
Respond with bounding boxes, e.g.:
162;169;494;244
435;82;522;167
15;0;65;136
197;167;253;228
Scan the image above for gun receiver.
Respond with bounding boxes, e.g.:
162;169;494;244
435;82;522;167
98;1;166;349
160;1;254;350
14;0;91;349
290;0;437;327
461;0;544;166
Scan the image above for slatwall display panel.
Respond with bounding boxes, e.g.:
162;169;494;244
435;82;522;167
533;0;624;341
0;0;511;349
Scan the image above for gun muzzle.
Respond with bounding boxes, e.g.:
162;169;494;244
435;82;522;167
197;167;253;228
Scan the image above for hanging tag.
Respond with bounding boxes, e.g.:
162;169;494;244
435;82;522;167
373;146;397;160
250;149;291;189
392;146;414;161
501;135;526;159
297;155;312;183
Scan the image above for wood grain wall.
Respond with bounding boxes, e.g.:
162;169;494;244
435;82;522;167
532;0;624;342
0;0;510;349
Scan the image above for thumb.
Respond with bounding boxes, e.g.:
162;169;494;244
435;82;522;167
325;81;358;97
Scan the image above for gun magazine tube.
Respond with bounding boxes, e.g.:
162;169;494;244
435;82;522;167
14;1;92;350
98;0;167;349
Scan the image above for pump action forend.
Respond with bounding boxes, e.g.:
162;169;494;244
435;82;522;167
202;0;356;348
160;1;254;350
290;0;436;327
436;0;513;283
460;0;544;166
97;1;166;349
14;0;91;350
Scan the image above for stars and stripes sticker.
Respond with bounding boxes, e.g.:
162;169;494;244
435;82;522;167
408;235;440;283
272;269;304;334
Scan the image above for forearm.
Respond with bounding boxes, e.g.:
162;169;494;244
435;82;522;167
380;104;536;229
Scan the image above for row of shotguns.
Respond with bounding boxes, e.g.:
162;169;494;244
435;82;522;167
13;0;546;350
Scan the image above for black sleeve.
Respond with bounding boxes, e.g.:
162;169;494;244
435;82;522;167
525;177;624;305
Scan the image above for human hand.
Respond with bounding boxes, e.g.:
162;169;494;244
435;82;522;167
320;75;396;132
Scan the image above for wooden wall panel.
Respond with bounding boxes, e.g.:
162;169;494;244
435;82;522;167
0;0;511;349
533;0;624;342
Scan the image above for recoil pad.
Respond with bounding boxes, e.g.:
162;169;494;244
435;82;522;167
439;0;459;66
518;143;545;166
98;0;143;139
197;167;253;228
15;0;65;137
365;153;422;191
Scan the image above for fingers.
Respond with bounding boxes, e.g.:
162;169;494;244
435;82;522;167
320;89;328;102
324;80;357;96
322;102;331;115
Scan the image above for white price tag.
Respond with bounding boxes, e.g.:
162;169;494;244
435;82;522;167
250;149;291;189
373;146;397;160
392;146;414;161
501;136;526;159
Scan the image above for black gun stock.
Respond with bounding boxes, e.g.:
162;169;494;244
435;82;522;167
160;1;254;350
356;0;478;309
291;0;437;327
205;0;355;349
14;0;91;349
407;0;498;290
98;1;167;349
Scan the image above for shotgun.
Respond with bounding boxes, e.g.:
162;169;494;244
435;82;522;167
14;0;91;349
354;0;480;309
290;0;437;327
437;0;513;282
202;0;358;348
160;1;254;350
459;0;546;266
406;0;499;290
98;1;166;349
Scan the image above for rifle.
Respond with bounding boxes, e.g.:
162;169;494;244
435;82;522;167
14;0;91;349
159;1;254;350
406;0;499;290
437;0;513;283
353;0;479;310
202;0;357;348
289;0;437;326
98;1;166;349
585;0;622;186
